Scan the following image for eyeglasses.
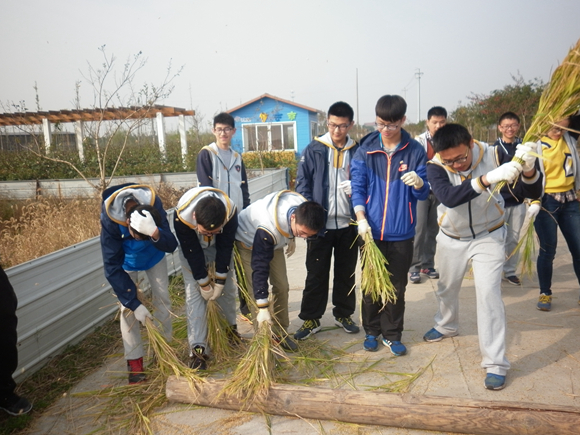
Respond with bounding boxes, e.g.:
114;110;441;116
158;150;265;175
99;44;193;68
500;123;519;130
214;127;234;134
375;122;400;131
197;226;224;236
328;122;351;131
441;148;470;167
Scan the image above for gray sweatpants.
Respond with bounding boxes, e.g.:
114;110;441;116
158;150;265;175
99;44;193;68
179;247;237;352
121;258;172;360
432;227;510;376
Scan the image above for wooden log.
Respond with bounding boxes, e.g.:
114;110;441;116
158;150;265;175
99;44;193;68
166;376;580;435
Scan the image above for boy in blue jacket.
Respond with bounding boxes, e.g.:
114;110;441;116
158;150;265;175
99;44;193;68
100;183;178;383
351;95;429;356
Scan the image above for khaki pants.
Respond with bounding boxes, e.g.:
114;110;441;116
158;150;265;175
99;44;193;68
235;241;289;334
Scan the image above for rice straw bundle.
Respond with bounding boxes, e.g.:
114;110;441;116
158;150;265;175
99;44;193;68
509;216;537;280
233;244;259;314
219;319;286;407
206;299;241;362
492;37;580;196
144;319;204;385
360;232;396;306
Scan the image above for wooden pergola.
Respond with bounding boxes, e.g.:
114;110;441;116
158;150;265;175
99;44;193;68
0;105;195;163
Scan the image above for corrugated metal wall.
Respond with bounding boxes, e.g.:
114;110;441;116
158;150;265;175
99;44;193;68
6;168;288;382
0;168;283;200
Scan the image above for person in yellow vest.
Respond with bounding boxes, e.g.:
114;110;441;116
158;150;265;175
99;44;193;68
528;116;580;311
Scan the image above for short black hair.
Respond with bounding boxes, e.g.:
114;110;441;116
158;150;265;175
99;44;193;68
194;196;226;229
498;112;520;124
127;204;161;240
328;101;354;122
375;95;406;122
432;124;472;153
294;201;325;233
427;106;447;120
213;112;235;128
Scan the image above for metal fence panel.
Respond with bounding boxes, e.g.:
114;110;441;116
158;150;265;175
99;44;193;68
0;168;285;199
7;168;288;382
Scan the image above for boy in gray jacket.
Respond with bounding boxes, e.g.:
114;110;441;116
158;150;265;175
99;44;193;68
424;124;542;391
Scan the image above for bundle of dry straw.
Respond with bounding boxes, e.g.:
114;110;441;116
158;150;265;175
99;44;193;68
360;232;396;306
504;38;580;275
492;37;580;197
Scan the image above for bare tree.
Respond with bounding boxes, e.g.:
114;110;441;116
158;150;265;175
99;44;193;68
1;46;183;193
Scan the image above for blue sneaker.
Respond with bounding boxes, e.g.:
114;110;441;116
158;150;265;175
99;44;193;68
409;272;421;284
421;268;440;279
484;373;506;390
382;339;407;356
423;328;457;342
363;334;379;352
537;294;552;311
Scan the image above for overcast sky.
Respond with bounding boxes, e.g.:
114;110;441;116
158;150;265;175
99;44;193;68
1;0;579;129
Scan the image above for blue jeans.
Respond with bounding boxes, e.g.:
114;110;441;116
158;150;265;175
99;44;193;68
534;196;580;295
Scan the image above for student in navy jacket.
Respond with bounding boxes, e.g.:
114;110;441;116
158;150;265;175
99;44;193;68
100;183;177;383
351;95;429;357
294;101;360;340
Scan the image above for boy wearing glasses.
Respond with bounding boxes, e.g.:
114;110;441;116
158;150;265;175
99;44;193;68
409;106;447;284
101;183;178;383
294;101;360;340
235;191;325;351
424;124;541;390
174;186;239;370
197;112;252;321
493;112;524;286
351;95;430;357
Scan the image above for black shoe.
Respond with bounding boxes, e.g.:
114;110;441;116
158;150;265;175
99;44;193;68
0;394;32;416
334;316;360;334
127;357;146;384
189;345;208;370
274;334;298;352
293;319;322;340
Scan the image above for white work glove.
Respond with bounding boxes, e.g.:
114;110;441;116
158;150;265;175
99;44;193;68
134;304;153;325
130;210;158;237
339;180;352;195
527;202;541;219
285;238;296;258
200;284;213;301
256;308;272;324
211;279;225;301
486;161;522;185
357;219;372;237
515;142;537;172
401;171;424;189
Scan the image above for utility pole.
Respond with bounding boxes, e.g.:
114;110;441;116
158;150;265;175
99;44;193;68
415;68;423;122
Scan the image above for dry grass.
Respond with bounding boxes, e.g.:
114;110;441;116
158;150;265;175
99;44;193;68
0;197;101;268
0;183;186;269
360;232;396;307
219;321;287;408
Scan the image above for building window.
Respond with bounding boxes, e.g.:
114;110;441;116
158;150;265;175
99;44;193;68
242;122;296;152
311;121;317;140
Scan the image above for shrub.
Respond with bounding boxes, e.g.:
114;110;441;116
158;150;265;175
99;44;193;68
242;150;298;188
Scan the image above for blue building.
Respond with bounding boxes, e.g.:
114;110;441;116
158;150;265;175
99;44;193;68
227;93;321;155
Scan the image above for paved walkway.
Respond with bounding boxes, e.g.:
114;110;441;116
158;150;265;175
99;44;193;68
26;232;580;434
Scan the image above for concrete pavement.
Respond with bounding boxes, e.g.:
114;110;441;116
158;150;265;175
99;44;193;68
25;232;580;434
